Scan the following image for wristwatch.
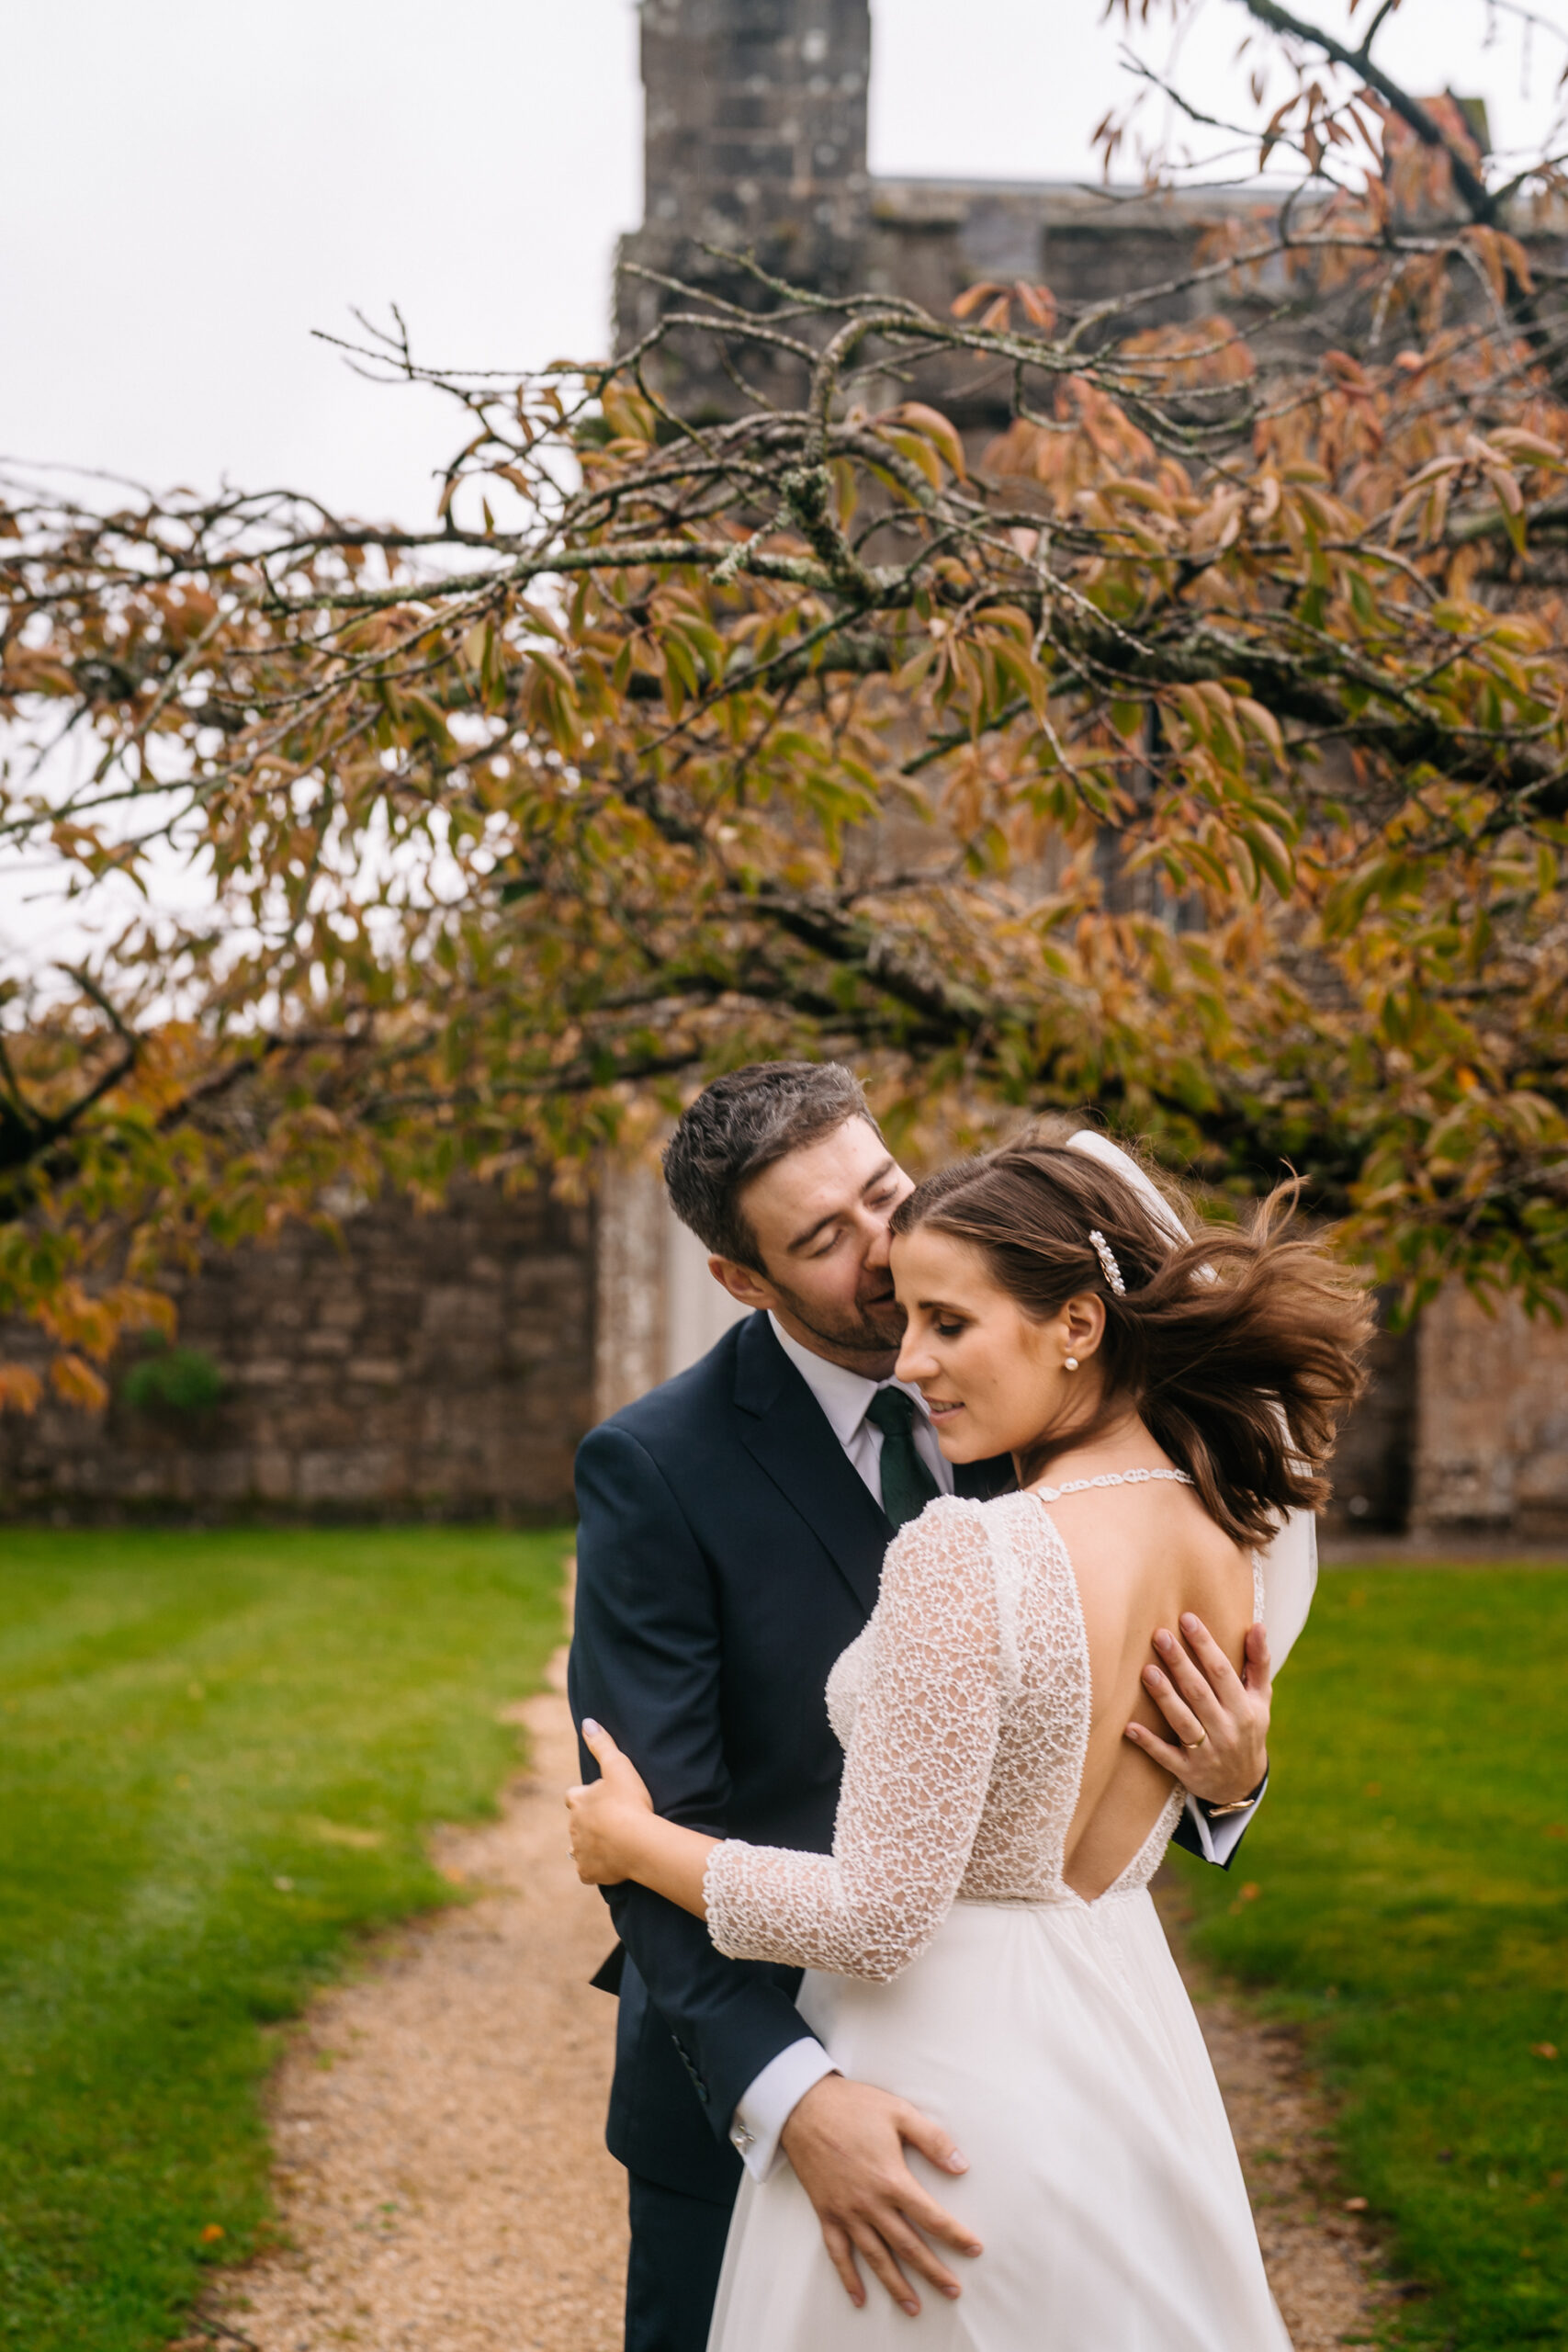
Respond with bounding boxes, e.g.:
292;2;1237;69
1201;1770;1268;1820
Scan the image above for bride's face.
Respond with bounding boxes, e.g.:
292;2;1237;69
890;1226;1104;1462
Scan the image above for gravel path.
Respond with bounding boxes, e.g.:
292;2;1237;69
201;1662;1386;2352
1154;1879;1392;2350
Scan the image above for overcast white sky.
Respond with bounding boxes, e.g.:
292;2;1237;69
3;0;1562;528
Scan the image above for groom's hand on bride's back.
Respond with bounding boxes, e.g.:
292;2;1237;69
780;2073;981;2318
1124;1614;1272;1804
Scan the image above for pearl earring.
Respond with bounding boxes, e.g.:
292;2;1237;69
1064;1354;1079;1372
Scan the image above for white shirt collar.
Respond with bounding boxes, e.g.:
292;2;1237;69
767;1311;930;1442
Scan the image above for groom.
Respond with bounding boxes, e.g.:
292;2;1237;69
570;1063;1272;2352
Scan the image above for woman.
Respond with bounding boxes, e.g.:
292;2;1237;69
569;1135;1370;2348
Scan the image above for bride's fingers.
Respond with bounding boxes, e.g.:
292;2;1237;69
577;1720;654;1807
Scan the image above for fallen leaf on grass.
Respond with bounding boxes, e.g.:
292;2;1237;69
304;1816;385;1849
1530;2042;1559;2060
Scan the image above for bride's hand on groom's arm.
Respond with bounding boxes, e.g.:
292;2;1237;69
781;2074;981;2319
566;1722;717;1915
1124;1616;1272;1805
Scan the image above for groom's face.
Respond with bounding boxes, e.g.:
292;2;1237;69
712;1116;915;1370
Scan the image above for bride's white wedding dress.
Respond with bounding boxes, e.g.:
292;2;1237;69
702;1474;1292;2350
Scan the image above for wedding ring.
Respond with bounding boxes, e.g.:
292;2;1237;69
1182;1729;1209;1750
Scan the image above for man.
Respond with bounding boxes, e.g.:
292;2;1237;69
569;1064;1272;2352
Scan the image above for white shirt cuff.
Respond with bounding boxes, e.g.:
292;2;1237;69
729;2036;837;2182
1182;1788;1260;1868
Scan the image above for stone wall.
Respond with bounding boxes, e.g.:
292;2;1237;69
12;1164;1568;1539
1412;1283;1568;1540
1324;1302;1417;1535
594;1157;750;1419
0;1184;592;1522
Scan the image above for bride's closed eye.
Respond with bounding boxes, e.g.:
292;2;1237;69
932;1317;967;1340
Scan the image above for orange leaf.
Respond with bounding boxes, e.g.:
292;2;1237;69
1013;280;1058;333
895;403;968;481
0;1363;42;1415
51;1353;109;1411
951;280;1007;321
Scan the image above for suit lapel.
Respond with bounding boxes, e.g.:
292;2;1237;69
732;1313;890;1620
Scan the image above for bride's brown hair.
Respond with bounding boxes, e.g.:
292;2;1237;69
889;1134;1372;1546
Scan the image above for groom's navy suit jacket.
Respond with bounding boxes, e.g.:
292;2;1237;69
569;1308;1227;2206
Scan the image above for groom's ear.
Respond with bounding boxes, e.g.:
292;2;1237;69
708;1254;776;1311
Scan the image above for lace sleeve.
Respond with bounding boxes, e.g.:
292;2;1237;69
703;1497;1000;1983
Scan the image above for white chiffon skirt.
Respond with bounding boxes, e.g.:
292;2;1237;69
707;1892;1291;2350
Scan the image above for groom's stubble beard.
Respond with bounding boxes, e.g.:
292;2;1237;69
765;1269;908;1361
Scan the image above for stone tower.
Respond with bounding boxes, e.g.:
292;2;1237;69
615;0;873;389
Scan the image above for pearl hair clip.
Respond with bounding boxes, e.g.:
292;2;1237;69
1089;1229;1125;1295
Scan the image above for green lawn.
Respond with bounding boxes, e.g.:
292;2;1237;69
0;1526;570;2352
1174;1566;1568;2348
5;1539;1561;2352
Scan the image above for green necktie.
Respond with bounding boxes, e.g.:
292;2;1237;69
865;1385;941;1530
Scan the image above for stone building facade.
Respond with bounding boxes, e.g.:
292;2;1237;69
1414;1285;1568;1540
608;0;1568;1548
617;0;1286;432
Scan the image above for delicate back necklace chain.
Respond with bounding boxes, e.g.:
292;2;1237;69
1028;1466;1193;1503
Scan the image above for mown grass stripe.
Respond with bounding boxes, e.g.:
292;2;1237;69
1175;1566;1568;2349
0;1527;569;2352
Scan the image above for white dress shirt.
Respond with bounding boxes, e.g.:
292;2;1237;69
769;1313;953;1503
727;1312;1258;2178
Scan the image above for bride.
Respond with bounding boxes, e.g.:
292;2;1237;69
568;1134;1370;2348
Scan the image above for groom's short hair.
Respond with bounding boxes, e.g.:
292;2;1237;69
663;1062;878;1270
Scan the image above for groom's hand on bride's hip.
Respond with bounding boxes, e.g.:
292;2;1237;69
1124;1615;1272;1805
779;2073;981;2319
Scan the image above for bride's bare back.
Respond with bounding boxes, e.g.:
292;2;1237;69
705;1468;1256;1986
1045;1472;1256;1899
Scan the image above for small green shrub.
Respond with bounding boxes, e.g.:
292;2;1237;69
121;1343;226;1416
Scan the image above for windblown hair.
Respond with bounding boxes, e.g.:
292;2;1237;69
890;1135;1372;1547
663;1061;879;1271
